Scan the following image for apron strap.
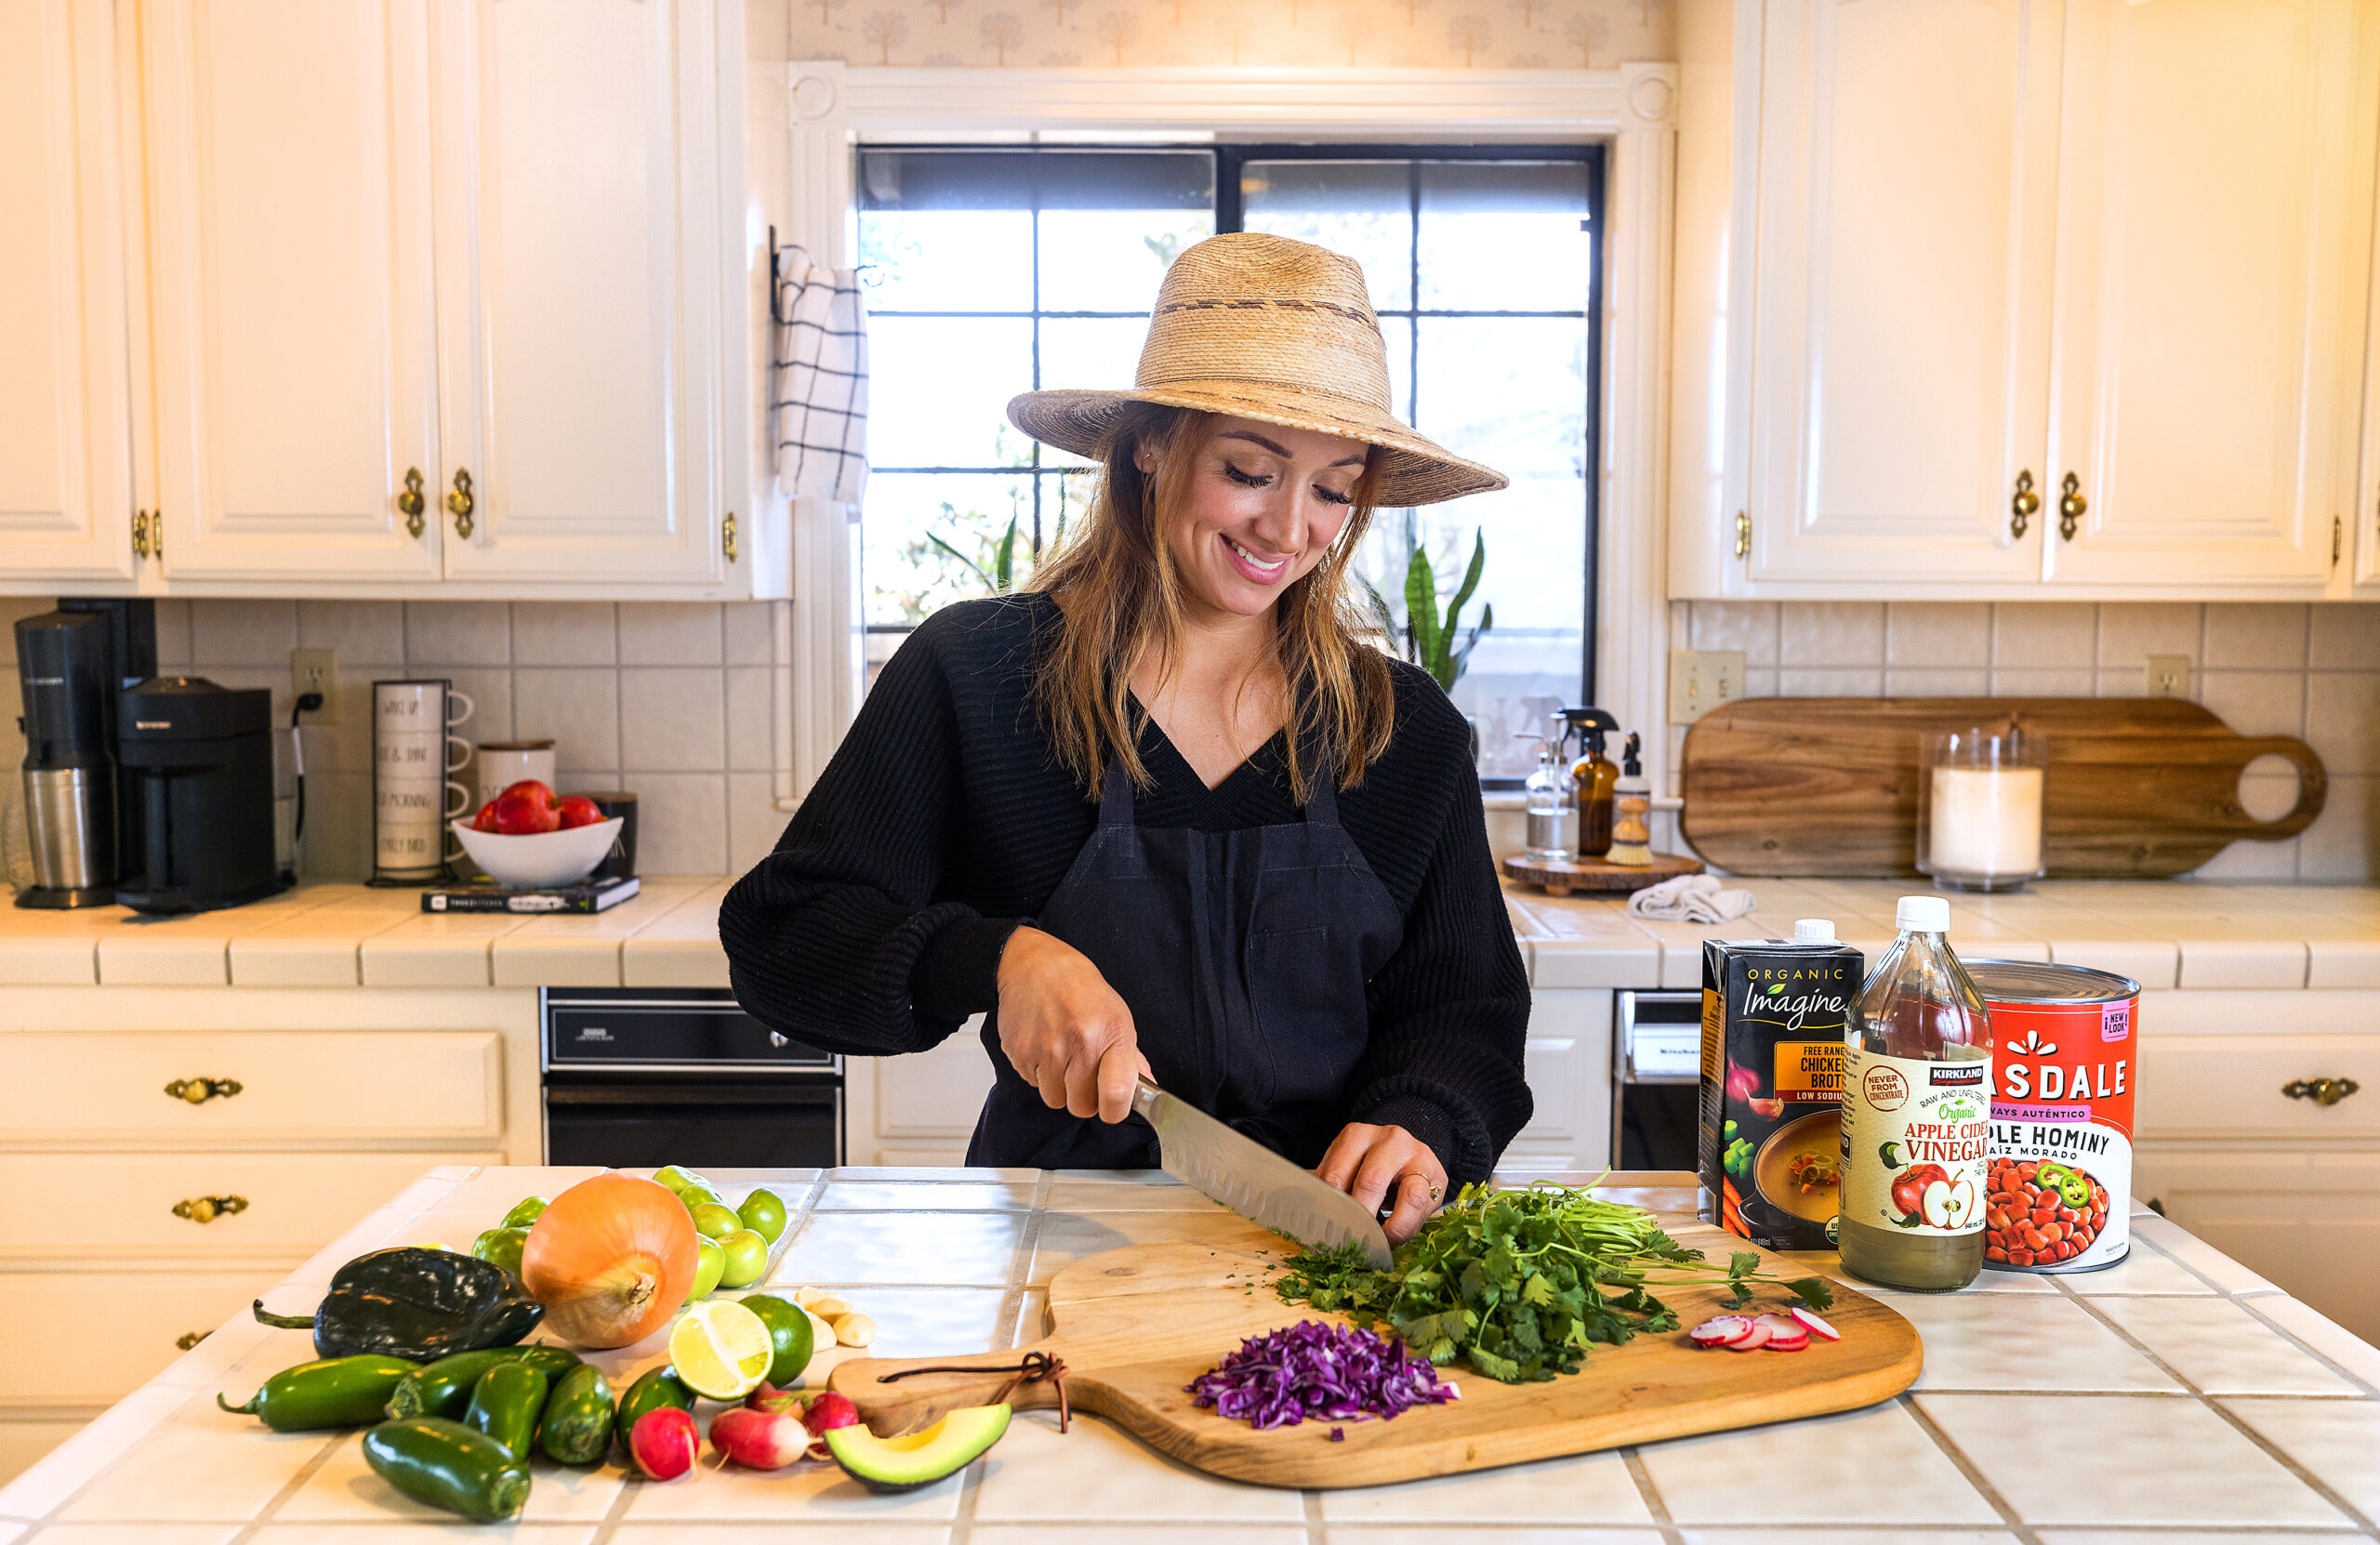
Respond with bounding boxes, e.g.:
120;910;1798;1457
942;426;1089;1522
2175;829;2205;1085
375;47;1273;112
1300;735;1339;825
1097;753;1137;828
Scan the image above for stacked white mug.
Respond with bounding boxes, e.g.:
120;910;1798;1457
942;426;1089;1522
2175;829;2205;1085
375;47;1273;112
373;680;474;883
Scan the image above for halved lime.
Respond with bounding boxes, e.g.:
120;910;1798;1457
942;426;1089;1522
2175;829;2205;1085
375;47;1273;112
668;1299;774;1400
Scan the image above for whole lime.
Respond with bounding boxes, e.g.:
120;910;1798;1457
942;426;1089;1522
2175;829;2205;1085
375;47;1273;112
687;1234;727;1302
470;1225;528;1278
737;1188;787;1245
718;1228;769;1289
691;1201;744;1240
739;1293;815;1386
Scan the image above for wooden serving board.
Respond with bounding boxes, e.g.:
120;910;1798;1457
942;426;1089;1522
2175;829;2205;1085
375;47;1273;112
1501;850;1702;896
1680;697;2325;878
829;1220;1920;1489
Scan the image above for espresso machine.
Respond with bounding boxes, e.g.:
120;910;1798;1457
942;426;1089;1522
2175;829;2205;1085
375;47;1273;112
13;601;155;908
114;678;282;914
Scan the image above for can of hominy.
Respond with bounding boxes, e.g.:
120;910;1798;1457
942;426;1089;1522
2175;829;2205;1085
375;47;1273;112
1969;959;2142;1274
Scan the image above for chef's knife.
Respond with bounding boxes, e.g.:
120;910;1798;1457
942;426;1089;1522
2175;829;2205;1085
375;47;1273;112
1131;1076;1394;1269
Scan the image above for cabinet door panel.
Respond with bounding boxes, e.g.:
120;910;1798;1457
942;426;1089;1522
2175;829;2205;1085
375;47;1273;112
2136;1034;2380;1143
0;1273;265;1408
144;0;441;581
2045;0;2372;586
2134;1148;2380;1346
434;0;726;584
1746;0;2056;583
0;0;136;585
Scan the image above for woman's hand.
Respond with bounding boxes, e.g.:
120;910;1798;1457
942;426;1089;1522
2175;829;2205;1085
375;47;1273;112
995;925;1150;1124
1317;1123;1448;1245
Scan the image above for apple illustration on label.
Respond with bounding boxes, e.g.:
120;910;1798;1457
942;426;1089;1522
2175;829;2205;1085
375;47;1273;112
1888;1162;1950;1226
1920;1174;1976;1229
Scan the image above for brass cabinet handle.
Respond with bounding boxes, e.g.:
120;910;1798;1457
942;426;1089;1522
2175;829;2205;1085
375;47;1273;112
2281;1076;2360;1107
165;1077;243;1104
1733;509;1752;560
2057;471;2087;540
446;469;475;540
131;508;152;559
2010;469;2039;538
176;1331;209;1351
398;468;427;538
722;510;738;563
173;1195;248;1223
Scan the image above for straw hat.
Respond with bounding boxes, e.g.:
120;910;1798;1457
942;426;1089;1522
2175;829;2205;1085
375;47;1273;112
1006;232;1507;507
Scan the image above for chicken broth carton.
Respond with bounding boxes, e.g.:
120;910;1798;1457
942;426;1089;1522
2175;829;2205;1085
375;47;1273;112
1698;923;1865;1250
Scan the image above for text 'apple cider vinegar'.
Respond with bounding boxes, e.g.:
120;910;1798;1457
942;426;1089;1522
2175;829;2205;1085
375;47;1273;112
1838;896;1995;1292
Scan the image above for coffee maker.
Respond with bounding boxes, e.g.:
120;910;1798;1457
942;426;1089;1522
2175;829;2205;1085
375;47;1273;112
13;601;155;908
114;678;283;914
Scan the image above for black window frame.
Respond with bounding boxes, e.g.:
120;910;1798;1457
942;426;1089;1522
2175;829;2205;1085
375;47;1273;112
858;140;1608;715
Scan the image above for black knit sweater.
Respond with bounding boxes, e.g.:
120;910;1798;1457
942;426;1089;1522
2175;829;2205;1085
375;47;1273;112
719;594;1533;1184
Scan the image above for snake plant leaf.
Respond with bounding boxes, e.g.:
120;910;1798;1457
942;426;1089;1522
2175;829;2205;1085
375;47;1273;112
990;514;1018;592
1404;546;1445;680
925;531;993;590
1446;530;1486;631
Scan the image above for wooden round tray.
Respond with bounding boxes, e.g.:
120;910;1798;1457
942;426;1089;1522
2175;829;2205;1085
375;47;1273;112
1501;850;1703;897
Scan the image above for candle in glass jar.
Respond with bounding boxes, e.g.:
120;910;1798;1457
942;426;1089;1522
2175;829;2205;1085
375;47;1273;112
1928;764;2044;878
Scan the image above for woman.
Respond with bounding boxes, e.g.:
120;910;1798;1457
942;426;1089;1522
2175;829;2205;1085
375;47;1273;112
722;232;1530;1242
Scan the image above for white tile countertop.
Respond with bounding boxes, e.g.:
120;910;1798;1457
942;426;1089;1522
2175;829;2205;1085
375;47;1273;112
3;876;2373;991
4;1167;2375;1543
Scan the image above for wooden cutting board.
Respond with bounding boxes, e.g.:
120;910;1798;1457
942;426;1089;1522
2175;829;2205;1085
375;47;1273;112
1680;697;2325;878
828;1220;1920;1488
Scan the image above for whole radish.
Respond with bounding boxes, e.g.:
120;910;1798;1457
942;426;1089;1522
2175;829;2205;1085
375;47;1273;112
800;1389;859;1459
630;1406;700;1481
710;1406;808;1470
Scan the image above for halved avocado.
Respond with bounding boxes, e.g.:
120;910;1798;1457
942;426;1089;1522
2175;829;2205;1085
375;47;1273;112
825;1403;1012;1492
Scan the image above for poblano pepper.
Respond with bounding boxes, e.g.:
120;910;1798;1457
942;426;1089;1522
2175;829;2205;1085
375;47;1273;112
252;1247;543;1362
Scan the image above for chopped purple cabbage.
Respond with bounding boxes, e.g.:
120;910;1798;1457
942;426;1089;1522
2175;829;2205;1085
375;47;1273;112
1186;1320;1460;1432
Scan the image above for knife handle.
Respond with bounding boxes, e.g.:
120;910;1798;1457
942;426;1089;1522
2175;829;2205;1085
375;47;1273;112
1130;1076;1162;1123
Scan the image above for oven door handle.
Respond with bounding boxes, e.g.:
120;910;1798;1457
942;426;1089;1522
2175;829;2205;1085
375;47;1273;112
543;1083;839;1106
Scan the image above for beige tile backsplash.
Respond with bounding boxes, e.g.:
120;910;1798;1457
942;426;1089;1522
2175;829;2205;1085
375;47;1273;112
1671;601;2380;882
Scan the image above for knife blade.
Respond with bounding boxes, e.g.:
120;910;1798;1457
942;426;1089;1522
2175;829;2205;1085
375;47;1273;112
1131;1076;1393;1269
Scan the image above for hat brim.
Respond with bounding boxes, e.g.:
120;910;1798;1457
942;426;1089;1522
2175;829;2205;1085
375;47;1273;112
1006;383;1509;508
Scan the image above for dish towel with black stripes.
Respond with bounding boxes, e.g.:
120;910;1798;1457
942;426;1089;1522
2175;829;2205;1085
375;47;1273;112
772;244;869;504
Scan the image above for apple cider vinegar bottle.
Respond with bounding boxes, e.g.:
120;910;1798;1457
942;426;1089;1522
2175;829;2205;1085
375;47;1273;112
1838;896;1994;1291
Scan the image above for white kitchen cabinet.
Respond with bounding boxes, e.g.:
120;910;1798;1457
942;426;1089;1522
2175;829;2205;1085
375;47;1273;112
2133;1148;2380;1345
1743;0;2056;586
2043;0;2372;588
142;0;444;584
1498;987;1612;1174
1681;0;2380;599
0;0;139;586
430;0;736;587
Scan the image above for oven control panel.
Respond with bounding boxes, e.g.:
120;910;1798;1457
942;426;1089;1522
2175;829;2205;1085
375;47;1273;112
544;988;836;1071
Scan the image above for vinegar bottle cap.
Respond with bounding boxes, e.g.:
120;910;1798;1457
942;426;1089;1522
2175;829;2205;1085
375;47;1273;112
1792;918;1836;943
1896;894;1951;932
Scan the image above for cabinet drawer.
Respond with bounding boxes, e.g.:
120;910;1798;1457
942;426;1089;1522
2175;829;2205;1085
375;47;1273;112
0;1274;261;1408
0;1032;503;1147
2137;1036;2380;1142
0;1152;500;1264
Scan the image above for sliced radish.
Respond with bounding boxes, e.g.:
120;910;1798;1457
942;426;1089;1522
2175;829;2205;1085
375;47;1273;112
1765;1334;1809;1353
1790;1306;1842;1342
1752;1314;1807;1351
1723;1319;1771;1351
1688;1315;1751;1347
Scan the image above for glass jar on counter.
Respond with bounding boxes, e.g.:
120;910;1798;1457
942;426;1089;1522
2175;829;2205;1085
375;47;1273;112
1917;727;2046;892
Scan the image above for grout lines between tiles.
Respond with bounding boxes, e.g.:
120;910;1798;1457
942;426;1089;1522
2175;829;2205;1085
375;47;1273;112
1897;1393;2048;1545
1620;1446;1685;1545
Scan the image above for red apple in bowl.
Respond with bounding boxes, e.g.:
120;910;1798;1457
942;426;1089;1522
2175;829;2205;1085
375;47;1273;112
490;780;562;835
555;794;604;830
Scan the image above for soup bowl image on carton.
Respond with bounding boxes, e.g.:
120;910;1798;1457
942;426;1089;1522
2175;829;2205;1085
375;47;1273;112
1698;920;1865;1250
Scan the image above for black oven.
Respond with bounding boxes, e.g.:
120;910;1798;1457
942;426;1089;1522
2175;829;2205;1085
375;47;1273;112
541;988;842;1169
1612;989;1701;1171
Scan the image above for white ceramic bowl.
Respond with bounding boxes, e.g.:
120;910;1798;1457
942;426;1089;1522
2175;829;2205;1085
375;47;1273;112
449;817;623;888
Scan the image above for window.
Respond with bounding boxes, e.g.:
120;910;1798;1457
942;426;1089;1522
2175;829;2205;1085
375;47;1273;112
857;145;1603;780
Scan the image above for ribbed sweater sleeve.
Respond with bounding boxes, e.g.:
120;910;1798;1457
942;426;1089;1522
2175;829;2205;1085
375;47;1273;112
721;609;1011;1056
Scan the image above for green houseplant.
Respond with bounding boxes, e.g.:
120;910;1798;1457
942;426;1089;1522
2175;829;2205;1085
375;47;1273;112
1364;528;1492;693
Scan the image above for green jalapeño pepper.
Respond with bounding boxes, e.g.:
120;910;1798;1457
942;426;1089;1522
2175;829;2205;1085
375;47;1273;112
252;1247;543;1363
464;1359;549;1460
218;1354;420;1432
387;1348;533;1422
363;1417;530;1523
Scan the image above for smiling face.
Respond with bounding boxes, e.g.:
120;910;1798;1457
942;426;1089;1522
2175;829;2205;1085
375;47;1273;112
1138;415;1371;626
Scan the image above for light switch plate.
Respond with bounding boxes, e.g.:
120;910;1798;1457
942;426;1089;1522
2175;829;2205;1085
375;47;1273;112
291;648;337;725
1669;649;1747;725
2144;654;2191;699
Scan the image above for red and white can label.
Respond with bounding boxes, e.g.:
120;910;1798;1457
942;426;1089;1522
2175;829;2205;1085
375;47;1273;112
1987;997;2133;1271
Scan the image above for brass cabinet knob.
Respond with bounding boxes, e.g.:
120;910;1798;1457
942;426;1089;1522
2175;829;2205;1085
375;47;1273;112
176;1331;209;1351
2057;471;2087;540
398;467;427;538
173;1195;248;1223
2281;1076;2360;1107
2010;469;2039;538
446;469;475;540
165;1077;243;1104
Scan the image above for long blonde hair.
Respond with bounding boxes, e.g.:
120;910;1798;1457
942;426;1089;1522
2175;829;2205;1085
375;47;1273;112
1025;404;1396;805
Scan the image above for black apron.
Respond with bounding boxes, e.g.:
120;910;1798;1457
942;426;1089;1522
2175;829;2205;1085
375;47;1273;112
964;745;1405;1170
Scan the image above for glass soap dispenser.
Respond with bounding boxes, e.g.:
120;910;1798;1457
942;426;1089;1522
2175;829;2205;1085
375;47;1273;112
1524;720;1574;862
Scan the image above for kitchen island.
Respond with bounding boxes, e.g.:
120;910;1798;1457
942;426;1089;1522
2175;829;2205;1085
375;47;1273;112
3;1167;2374;1541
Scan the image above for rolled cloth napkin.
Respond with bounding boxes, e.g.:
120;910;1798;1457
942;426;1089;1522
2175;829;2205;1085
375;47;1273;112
1626;873;1757;923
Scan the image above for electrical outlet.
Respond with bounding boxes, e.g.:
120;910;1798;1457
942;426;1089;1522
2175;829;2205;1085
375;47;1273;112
2144;654;2191;699
291;648;338;724
1669;649;1747;725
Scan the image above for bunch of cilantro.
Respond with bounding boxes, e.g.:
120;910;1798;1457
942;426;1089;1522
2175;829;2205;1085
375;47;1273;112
1274;1182;1834;1385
